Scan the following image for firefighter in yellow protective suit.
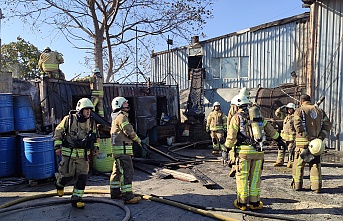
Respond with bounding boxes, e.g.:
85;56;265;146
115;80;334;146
110;97;142;204
225;94;286;211
206;102;227;155
224;88;250;171
273;103;296;168
38;46;65;79
54;98;100;208
292;94;332;193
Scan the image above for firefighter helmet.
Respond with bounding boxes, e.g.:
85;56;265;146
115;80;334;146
286;103;296;110
308;138;325;156
112;97;128;110
92;68;100;73
76;98;94;112
213;101;220;108
43;46;51;51
233;94;250;107
239;87;250;97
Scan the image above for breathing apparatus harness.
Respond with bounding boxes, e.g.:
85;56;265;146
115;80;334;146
62;110;97;161
236;105;266;152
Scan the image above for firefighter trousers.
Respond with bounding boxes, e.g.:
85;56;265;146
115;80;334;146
292;148;322;190
56;155;89;199
210;131;225;151
235;146;264;204
110;154;135;200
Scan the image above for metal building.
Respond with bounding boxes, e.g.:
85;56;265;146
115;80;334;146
151;0;343;150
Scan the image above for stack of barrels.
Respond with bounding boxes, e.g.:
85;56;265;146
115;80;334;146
0;93;55;180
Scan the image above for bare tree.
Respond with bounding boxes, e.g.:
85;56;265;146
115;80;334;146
1;0;213;82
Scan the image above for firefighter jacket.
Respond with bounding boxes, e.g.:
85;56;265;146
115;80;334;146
275;107;296;141
294;101;332;147
227;104;239;126
54;114;99;157
225;109;280;150
110;111;141;155
206;109;227;132
38;51;64;72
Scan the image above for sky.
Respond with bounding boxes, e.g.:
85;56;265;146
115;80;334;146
0;0;309;81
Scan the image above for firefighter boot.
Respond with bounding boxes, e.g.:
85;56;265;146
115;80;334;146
124;196;141;204
234;199;247;211
286;161;293;168
71;195;85;209
273;160;284;167
212;150;219;155
249;201;263;210
55;182;64;197
110;188;122;199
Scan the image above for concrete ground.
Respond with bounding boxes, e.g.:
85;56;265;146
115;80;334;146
1;144;343;221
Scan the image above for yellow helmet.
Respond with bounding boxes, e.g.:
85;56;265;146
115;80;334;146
308;138;325;156
76;98;94;112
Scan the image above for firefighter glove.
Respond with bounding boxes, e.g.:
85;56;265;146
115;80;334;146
318;132;326;140
275;136;286;150
300;148;315;163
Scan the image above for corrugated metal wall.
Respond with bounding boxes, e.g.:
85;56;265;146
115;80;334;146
312;0;343;150
151;13;310;91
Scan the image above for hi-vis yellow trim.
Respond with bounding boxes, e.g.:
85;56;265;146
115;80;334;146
61;147;89;157
296;137;309;146
120;121;130;130
236;145;264;155
111;146;133;155
271;132;279;140
55;140;63;145
72;189;84;197
132;135;139;142
91;90;104;96
232;124;239;131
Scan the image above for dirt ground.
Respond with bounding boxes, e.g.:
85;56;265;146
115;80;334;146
1;143;343;221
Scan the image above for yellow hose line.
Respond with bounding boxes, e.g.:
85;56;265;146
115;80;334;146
141;195;239;221
0;190;109;209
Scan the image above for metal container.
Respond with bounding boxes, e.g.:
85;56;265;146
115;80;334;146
13;95;36;131
0;136;17;177
0;93;14;133
23;136;55;180
93;138;114;173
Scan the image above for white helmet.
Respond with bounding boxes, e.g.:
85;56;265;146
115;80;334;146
76;98;94;112
239;87;250;97
112;97;128;110
286;103;296;110
232;94;250;107
213;101;220;108
92;68;100;73
308;138;325;156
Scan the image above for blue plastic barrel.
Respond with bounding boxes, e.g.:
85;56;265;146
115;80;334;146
18;133;51;177
0;136;17;177
13;95;36;131
0;93;14;133
23;136;55;180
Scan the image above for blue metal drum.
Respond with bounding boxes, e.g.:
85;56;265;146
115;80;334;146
13;95;36;131
0;93;14;133
0;136;17;177
23;136;55;180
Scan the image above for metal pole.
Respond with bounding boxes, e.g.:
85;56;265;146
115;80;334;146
0;8;4;72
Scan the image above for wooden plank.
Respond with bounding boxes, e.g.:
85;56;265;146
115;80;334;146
160;168;198;182
189;168;216;187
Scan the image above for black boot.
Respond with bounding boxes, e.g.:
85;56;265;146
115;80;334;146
110;188;122;199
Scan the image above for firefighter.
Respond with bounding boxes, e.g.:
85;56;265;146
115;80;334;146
224;94;286;211
292;94;332;193
110;97;142;204
273;103;296;168
54;98;100;208
38;46;65;80
206;101;227;155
